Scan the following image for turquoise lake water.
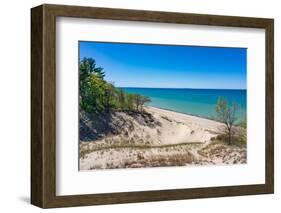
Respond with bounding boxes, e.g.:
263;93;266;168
121;87;246;122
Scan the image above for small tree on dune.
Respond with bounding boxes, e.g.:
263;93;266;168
215;97;239;145
118;89;126;109
125;93;135;111
134;94;142;112
139;96;151;112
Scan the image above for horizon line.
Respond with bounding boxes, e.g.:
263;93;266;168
117;86;246;90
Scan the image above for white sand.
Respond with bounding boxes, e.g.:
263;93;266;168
145;106;223;144
79;106;238;170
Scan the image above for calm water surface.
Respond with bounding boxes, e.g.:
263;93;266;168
121;87;246;122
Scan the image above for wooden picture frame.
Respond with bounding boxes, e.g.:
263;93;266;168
31;4;274;208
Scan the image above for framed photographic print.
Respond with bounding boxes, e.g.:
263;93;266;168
31;4;274;208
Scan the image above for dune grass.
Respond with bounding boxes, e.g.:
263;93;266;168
80;141;202;159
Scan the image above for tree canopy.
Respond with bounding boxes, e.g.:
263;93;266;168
79;57;151;113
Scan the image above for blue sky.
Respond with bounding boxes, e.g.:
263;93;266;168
79;41;246;89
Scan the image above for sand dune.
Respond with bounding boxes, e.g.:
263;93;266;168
80;106;246;170
145;106;223;144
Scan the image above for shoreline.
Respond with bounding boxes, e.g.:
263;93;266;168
145;105;221;124
145;105;223;130
80;105;246;170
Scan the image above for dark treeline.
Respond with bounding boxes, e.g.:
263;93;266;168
79;57;151;113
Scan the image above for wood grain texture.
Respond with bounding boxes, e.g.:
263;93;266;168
31;5;43;207
31;4;274;208
265;20;274;193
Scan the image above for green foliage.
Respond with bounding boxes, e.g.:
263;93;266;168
238;114;247;128
126;93;136;110
215;97;239;145
79;57;106;112
139;95;151;112
79;57;151;113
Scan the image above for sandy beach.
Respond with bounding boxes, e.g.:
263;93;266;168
145;106;223;144
80;106;246;170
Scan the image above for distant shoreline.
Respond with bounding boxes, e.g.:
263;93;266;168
145;105;219;123
145;105;222;125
